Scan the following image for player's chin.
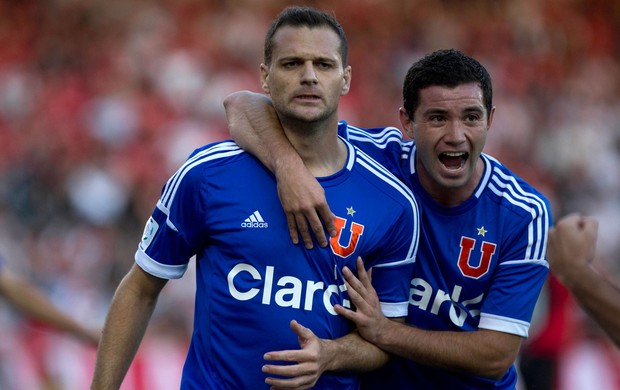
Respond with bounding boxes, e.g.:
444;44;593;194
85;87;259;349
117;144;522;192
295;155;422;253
437;163;467;180
436;167;471;189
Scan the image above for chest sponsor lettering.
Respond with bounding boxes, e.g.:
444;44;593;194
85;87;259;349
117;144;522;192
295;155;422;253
228;263;350;315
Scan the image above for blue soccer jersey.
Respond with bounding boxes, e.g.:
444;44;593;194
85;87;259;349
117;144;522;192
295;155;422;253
136;127;419;389
339;124;551;389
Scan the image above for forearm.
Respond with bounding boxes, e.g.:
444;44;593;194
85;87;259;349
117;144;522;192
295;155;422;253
91;267;165;389
560;265;620;346
323;330;390;373
0;272;94;340
373;321;521;380
224;90;335;248
224;90;301;174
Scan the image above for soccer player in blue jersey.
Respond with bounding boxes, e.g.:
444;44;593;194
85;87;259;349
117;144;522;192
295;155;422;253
224;49;552;388
0;254;99;344
91;6;419;390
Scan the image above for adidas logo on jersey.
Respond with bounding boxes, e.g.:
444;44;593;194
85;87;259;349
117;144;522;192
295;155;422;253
241;210;269;228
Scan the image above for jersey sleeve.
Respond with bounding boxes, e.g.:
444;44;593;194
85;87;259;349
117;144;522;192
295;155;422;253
340;123;410;181
359;165;421;318
373;204;420;318
478;195;552;337
135;149;210;280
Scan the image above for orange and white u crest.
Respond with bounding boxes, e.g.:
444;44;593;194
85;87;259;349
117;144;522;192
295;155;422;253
330;216;365;258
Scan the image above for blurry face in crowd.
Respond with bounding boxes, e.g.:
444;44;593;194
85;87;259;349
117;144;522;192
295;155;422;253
260;25;351;128
400;82;495;207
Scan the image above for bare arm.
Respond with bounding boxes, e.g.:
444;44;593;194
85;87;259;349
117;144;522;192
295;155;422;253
224;91;336;249
262;319;393;389
225;91;286;172
335;258;521;380
0;268;100;345
547;214;620;347
91;263;168;389
354;319;520;380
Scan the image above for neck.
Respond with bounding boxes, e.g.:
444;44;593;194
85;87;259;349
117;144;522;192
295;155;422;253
417;157;485;207
282;117;347;177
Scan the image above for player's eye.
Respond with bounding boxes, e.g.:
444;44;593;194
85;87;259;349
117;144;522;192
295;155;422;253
464;113;482;123
282;61;300;69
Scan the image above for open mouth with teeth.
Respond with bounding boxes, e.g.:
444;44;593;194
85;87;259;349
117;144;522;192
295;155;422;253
439;152;468;170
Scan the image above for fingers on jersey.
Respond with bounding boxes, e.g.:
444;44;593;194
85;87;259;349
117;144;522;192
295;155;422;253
286;204;336;249
263;320;321;388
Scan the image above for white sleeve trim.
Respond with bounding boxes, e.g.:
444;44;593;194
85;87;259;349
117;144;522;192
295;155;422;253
372;255;416;268
479;312;530;337
380;301;409;318
135;249;187;280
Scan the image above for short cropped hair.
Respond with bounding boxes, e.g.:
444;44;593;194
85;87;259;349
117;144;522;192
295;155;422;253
403;49;493;120
264;6;348;67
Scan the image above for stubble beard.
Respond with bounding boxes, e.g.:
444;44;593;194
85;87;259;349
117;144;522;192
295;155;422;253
279;103;337;131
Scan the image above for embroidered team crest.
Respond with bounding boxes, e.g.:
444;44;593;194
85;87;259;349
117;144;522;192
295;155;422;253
140;217;159;250
457;236;497;279
330;207;365;258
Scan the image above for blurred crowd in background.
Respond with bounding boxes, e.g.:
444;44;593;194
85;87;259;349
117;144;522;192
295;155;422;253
0;0;619;389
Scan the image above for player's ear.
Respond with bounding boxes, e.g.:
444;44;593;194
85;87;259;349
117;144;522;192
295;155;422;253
399;107;415;139
260;64;270;94
486;106;496;132
341;65;352;95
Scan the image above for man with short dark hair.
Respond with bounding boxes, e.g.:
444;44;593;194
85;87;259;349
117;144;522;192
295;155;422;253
225;48;551;389
91;6;419;389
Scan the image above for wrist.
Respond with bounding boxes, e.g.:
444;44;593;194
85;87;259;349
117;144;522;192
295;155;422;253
557;263;596;290
273;152;304;177
372;318;401;351
319;338;339;372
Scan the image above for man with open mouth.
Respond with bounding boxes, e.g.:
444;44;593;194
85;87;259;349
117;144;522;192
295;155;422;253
225;48;552;389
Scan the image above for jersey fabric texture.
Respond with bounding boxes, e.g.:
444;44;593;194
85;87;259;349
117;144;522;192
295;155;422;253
135;124;420;389
339;123;551;389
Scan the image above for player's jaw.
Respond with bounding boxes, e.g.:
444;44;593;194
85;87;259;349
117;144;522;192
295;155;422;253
291;92;324;116
292;90;323;105
286;89;336;123
421;147;478;193
436;148;474;183
433;131;485;190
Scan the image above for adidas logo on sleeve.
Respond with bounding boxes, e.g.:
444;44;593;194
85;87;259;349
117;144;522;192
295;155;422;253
241;210;269;228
